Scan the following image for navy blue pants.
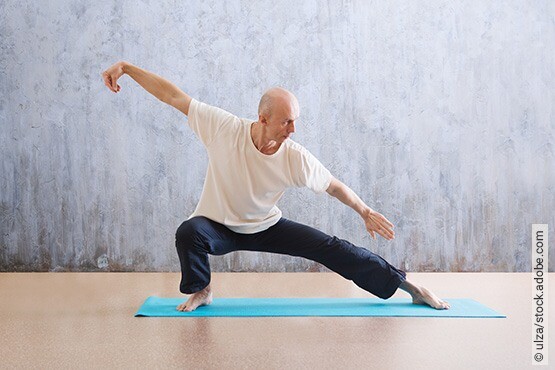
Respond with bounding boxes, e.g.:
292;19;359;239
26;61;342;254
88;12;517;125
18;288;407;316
175;216;406;299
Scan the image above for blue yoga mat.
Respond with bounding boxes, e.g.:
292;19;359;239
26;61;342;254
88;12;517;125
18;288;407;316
135;297;505;318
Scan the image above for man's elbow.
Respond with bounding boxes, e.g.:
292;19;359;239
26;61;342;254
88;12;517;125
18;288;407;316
168;93;192;116
325;177;340;196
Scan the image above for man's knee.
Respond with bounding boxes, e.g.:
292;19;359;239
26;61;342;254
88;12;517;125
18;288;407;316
175;216;212;243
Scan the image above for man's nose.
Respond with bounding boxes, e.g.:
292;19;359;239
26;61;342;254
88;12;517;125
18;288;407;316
289;122;295;133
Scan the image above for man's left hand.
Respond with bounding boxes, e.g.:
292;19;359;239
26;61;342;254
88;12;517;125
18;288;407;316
362;208;395;240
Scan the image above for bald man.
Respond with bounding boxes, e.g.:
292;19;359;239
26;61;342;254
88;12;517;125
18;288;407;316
102;61;450;312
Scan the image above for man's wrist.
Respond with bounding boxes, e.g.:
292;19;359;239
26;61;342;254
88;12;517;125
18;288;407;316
120;61;131;74
358;205;372;218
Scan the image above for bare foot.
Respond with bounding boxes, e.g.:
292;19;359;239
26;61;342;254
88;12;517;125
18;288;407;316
176;285;213;312
399;280;450;310
411;286;450;310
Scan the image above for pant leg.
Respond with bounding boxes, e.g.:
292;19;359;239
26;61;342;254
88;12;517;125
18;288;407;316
176;216;407;299
236;218;407;299
175;216;238;294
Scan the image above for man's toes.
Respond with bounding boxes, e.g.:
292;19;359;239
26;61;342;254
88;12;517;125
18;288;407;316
177;304;192;312
436;300;449;310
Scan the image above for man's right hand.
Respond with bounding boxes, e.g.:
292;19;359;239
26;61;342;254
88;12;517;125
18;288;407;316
101;61;125;93
100;61;192;115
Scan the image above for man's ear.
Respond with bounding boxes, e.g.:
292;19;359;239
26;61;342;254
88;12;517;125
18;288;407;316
258;114;268;126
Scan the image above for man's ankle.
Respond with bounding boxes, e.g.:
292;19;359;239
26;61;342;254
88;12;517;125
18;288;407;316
399;280;421;297
191;284;211;295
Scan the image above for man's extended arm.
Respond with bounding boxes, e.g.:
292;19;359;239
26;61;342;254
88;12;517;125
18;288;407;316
101;61;192;115
326;177;395;240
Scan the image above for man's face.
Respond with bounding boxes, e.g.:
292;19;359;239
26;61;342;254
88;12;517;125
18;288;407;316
262;97;300;143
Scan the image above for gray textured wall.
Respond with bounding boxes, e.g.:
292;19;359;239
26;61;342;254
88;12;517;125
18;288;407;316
1;0;553;272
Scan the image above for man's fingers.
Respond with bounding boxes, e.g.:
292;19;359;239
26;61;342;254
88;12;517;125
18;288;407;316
377;228;392;240
381;223;395;239
374;215;395;238
369;211;394;229
384;225;395;239
367;223;393;240
102;74;110;90
101;71;118;92
103;74;115;92
375;223;395;240
376;213;394;228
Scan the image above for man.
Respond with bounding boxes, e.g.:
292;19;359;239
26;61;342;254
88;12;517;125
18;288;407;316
102;61;450;312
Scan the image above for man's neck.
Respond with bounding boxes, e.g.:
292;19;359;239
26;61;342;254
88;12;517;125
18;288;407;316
251;122;280;155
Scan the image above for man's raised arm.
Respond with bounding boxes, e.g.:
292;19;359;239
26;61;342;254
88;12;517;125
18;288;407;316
326;177;395;241
101;61;192;116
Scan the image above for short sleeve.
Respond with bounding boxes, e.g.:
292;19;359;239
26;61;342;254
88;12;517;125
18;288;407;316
291;145;333;194
187;99;239;147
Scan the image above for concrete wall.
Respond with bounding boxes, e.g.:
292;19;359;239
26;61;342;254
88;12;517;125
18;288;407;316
1;0;553;272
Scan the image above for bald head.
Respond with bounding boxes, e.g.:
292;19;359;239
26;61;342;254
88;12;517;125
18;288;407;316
258;87;299;119
254;87;299;145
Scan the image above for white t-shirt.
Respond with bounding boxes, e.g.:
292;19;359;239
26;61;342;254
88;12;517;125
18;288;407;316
187;98;333;234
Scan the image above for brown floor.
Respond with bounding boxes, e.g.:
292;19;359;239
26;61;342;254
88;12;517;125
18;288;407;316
0;272;552;369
